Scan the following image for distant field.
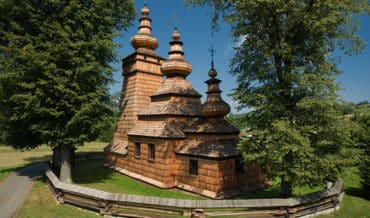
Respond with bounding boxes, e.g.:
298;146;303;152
0;142;107;168
0;142;107;184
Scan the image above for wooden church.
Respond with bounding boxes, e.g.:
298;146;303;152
105;4;263;199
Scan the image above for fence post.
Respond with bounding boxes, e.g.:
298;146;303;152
98;200;111;216
285;207;296;218
191;209;205;218
56;190;65;204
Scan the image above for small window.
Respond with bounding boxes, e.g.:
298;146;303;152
134;142;141;157
189;159;198;176
235;159;244;174
148;143;155;161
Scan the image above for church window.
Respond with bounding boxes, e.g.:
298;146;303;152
189;159;198;176
134;142;141;157
148;143;155;161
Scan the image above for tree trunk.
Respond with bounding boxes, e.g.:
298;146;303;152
52;146;61;177
280;176;293;197
59;145;73;183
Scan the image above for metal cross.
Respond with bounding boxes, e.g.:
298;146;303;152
174;12;178;30
209;46;216;67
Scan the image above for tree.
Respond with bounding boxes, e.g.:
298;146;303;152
338;101;355;115
352;113;370;195
186;0;369;196
0;0;135;182
225;113;249;132
97;91;122;142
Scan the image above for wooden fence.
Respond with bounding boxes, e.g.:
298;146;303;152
74;152;105;162
46;156;344;218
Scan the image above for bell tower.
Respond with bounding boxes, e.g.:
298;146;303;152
109;3;164;154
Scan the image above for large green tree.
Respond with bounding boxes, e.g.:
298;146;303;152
0;0;135;182
352;112;370;194
187;0;369;196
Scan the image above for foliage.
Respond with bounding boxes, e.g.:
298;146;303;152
186;0;369;196
338;101;356;115
225;113;249;131
337;100;370;115
0;0;135;150
352;112;370;194
97;91;122;142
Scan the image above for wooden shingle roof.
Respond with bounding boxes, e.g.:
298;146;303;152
139;101;201;117
127;120;186;138
183;118;240;135
176;139;240;159
151;77;202;98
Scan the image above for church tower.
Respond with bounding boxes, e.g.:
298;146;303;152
106;5;264;199
108;3;164;154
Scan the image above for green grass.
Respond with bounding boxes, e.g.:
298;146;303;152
0;142;107;168
234;178;323;199
15;175;99;218
0;166;19;184
73;159;205;200
354;104;370;114
0;142;107;184
318;168;370;218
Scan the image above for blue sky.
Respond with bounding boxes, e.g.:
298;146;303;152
111;0;370;112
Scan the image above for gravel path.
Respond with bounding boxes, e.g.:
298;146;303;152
0;162;47;218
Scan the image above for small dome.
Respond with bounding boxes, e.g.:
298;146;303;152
201;100;231;118
161;28;192;78
130;4;158;51
208;67;217;78
172;29;180;40
130;35;158;50
141;6;149;16
201;61;231;118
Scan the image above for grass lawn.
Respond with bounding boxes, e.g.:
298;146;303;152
15;174;99;218
0;142;107;184
235;178;324;199
318;168;370;218
0;142;107;168
73;159;205;200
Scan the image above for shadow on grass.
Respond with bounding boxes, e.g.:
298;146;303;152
233;185;281;199
345;187;370;200
0;162;48;186
23;155;52;164
72;159;115;185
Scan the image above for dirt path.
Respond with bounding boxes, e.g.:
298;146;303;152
0;162;47;218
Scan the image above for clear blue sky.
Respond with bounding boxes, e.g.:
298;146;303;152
111;0;370;112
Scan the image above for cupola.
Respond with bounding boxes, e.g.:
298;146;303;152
201;50;231;117
161;28;192;78
130;3;158;51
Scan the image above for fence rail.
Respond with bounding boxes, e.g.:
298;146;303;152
74;152;104;161
46;159;343;218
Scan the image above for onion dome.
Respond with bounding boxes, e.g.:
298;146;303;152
201;58;231;118
161;28;192;78
130;3;158;50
